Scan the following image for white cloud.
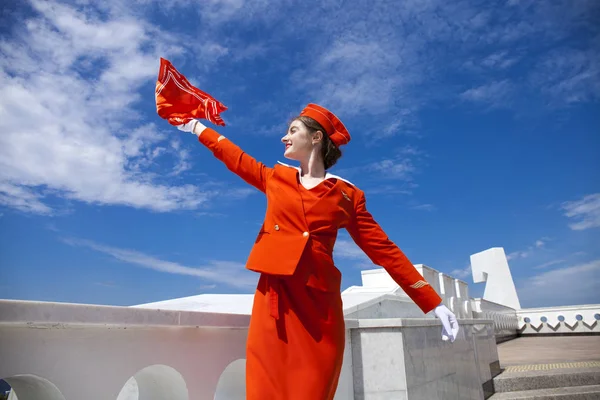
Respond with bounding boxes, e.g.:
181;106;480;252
507;250;530;261
367;158;416;181
561;193;600;230
334;237;382;270
196;0;274;24
460;80;513;106
4;0;595;215
451;265;472;280
63;237;257;289
533;259;565;270
0;1;220;215
150;0;599;138
506;237;552;261
481;51;519;69
336;146;423;188
308;40;411;116
360;179;418;196
168;139;192;176
381;112;419;137
463;51;520;72
0;183;53;215
530;47;600;105
518;259;600;307
334;239;368;261
410;203;436;212
291;0;597;121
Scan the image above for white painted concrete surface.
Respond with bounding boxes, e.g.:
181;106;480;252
0;300;249;400
470;247;522;310
517;304;600;334
471;298;519;341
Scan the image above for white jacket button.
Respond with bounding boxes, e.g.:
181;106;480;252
303;231;309;237
274;225;280;231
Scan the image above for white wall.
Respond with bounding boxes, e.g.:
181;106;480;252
470;247;521;310
517;304;600;334
0;300;249;400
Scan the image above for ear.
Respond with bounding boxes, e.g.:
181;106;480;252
312;130;324;144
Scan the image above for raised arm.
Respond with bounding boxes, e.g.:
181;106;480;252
345;191;442;314
179;120;273;193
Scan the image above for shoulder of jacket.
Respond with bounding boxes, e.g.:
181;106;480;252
327;173;357;188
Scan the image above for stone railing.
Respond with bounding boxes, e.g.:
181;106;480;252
471;298;519;343
342;264;473;319
414;265;473;319
517;304;600;335
0;299;499;400
0;300;249;400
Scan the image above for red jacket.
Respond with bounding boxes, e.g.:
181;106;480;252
198;128;442;313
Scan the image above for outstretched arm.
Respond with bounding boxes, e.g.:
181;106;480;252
179;120;273;193
345;191;442;313
346;190;459;341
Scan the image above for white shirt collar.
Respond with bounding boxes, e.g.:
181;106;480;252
277;161;354;186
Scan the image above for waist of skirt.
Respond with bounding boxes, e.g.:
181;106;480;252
260;272;342;321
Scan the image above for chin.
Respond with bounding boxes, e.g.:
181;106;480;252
283;149;297;160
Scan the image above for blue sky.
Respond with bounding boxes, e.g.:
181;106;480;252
0;0;598;309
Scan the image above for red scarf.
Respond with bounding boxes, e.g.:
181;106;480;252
155;58;227;126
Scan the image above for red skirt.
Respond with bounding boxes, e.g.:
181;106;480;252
245;272;346;399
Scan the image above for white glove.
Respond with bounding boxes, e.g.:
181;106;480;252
176;119;207;136
434;303;459;342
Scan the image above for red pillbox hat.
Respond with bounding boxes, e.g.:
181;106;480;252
299;103;351;147
155;58;227;126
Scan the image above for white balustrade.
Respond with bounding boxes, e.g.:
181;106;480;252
353;265;474;320
438;272;458;313
454;279;473;319
6;255;597;399
0;296;498;400
471;298;519;342
413;264;442;296
0;300;250;400
413;265;473;319
517;304;600;334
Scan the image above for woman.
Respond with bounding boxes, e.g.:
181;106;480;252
173;104;459;399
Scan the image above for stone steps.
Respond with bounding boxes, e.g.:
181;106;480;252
489;384;600;399
489;366;600;400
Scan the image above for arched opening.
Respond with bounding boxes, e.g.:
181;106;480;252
116;364;188;400
1;374;66;400
214;359;245;400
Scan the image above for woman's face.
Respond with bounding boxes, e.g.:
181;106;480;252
281;119;320;160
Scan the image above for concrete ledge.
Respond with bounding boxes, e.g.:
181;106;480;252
345;317;493;329
0;299;250;329
518;332;600;337
342;293;421;317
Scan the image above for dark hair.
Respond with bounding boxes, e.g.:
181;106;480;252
293;116;343;170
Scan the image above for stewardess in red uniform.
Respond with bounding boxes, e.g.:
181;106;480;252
156;58;459;400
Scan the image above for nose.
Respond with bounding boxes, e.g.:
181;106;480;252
281;134;289;143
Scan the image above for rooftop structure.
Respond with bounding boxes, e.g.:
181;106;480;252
1;247;598;399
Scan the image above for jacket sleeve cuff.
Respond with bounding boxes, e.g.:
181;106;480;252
197;127;224;151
